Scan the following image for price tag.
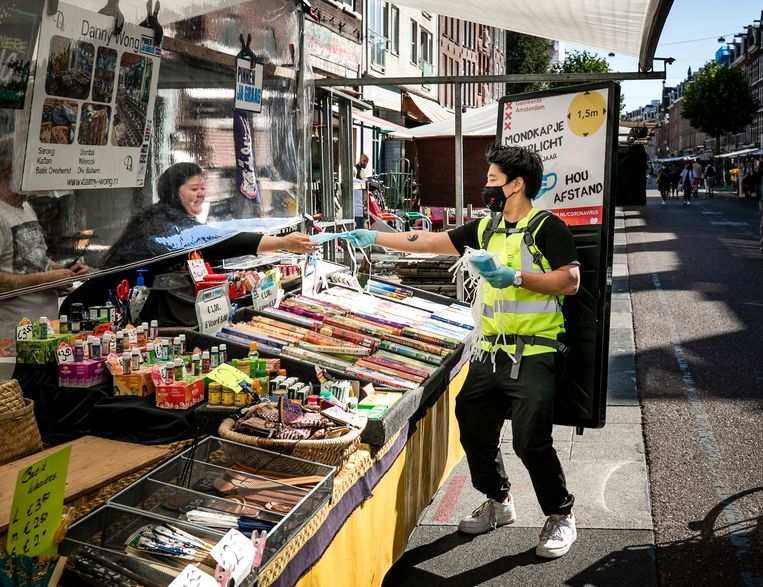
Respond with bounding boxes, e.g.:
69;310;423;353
302;254;319;296
195;286;232;335
16;323;33;341
168;565;218;587
127;328;138;344
251;271;281;311
55;343;75;364
7;446;71;558
188;259;209;283
210;529;255;586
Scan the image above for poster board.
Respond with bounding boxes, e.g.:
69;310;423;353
496;82;619;430
21;2;161;191
497;85;610;225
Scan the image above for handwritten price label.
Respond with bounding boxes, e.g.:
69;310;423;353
7;446;71;558
187;259;209;283
210;529;255;586
55;343;75;364
195;286;231;335
16;323;33;341
168;565;218;587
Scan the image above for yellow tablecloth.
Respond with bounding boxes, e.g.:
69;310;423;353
257;363;467;586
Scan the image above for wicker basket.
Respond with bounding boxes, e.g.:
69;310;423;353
0;379;25;414
218;418;362;469
0;398;43;465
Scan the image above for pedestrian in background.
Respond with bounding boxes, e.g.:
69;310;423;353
669;166;681;199
657;166;671;205
692;159;703;198
704;161;716;197
680;162;694;206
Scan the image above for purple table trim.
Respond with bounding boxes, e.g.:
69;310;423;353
270;420;415;587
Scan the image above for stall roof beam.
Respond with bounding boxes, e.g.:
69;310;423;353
313;71;665;88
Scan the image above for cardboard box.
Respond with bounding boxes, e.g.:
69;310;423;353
16;334;69;364
113;371;156;397
155;378;205;410
58;359;108;388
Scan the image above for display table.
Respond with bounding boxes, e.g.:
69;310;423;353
256;362;468;586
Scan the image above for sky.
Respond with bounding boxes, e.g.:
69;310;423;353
566;0;762;114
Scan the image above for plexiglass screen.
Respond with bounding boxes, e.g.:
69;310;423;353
0;0;306;322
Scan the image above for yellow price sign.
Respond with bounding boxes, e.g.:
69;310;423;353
7;446;71;558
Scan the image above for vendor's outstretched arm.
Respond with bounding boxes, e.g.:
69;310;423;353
373;230;460;255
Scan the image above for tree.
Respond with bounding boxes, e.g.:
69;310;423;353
504;32;550;95
550;50;625;112
682;61;759;155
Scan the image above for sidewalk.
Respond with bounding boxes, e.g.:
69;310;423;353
384;209;658;586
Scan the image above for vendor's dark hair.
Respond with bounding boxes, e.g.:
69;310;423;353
157;162;204;208
485;143;543;199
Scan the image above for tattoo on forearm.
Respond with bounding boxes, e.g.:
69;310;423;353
406;234;419;242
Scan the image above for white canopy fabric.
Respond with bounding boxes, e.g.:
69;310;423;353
391;0;672;71
75;0;672;71
390;103;499;139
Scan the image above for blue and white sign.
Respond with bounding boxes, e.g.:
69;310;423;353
235;58;263;113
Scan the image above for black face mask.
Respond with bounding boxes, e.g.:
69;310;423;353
481;182;509;212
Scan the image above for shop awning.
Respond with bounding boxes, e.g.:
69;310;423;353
352;110;408;134
390;102;498;139
403;93;452;124
716;147;759;159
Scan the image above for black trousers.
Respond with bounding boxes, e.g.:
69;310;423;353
455;351;574;516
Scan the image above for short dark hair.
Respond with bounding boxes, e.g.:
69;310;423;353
485;143;543;199
156;162;203;209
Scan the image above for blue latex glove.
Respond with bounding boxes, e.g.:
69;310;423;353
343;229;378;249
480;265;515;289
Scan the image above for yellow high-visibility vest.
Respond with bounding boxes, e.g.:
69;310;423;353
477;208;565;356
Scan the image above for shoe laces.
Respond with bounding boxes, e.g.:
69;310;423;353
539;514;569;542
472;499;498;529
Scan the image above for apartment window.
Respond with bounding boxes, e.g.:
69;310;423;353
390;5;400;54
338;0;353;6
420;28;433;65
410;19;418;65
368;0;388;69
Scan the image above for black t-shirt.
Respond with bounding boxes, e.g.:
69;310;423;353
447;211;579;269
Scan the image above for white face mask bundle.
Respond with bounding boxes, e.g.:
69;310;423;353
449;247;516;371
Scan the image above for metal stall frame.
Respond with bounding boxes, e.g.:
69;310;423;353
310;70;666;289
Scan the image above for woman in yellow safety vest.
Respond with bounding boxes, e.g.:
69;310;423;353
344;144;581;559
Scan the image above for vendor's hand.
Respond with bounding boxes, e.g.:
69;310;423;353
343;229;377;249
480;265;515;289
279;232;320;254
67;261;91;276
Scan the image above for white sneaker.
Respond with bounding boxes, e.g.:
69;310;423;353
536;513;577;558
458;496;516;534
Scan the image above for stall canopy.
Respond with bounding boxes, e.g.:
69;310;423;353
72;0;672;72
403;93;452;123
352;110;408;134
716;147;759;159
392;0;673;71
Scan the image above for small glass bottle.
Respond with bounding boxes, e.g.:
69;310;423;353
149;319;159;340
59;315;69;334
121;351;132;375
73;339;85;362
130;348;141;371
201;350;210;373
146;342;156;365
136;326;146;347
38;317;49;339
173;357;184;382
172;337;182;358
219;343;227;364
90;337;101;361
210;346;220;368
179;333;186;354
191;353;201;376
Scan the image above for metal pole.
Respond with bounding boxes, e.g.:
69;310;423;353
313;71;665;88
455;83;464;302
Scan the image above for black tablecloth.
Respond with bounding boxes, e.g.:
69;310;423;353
13;364;200;445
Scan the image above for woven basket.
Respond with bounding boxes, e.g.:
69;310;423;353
0;379;25;414
218;418;362;469
0;398;43;465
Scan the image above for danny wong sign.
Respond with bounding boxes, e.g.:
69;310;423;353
21;2;161;191
497;83;617;226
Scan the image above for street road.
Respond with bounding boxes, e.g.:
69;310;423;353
625;189;762;586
